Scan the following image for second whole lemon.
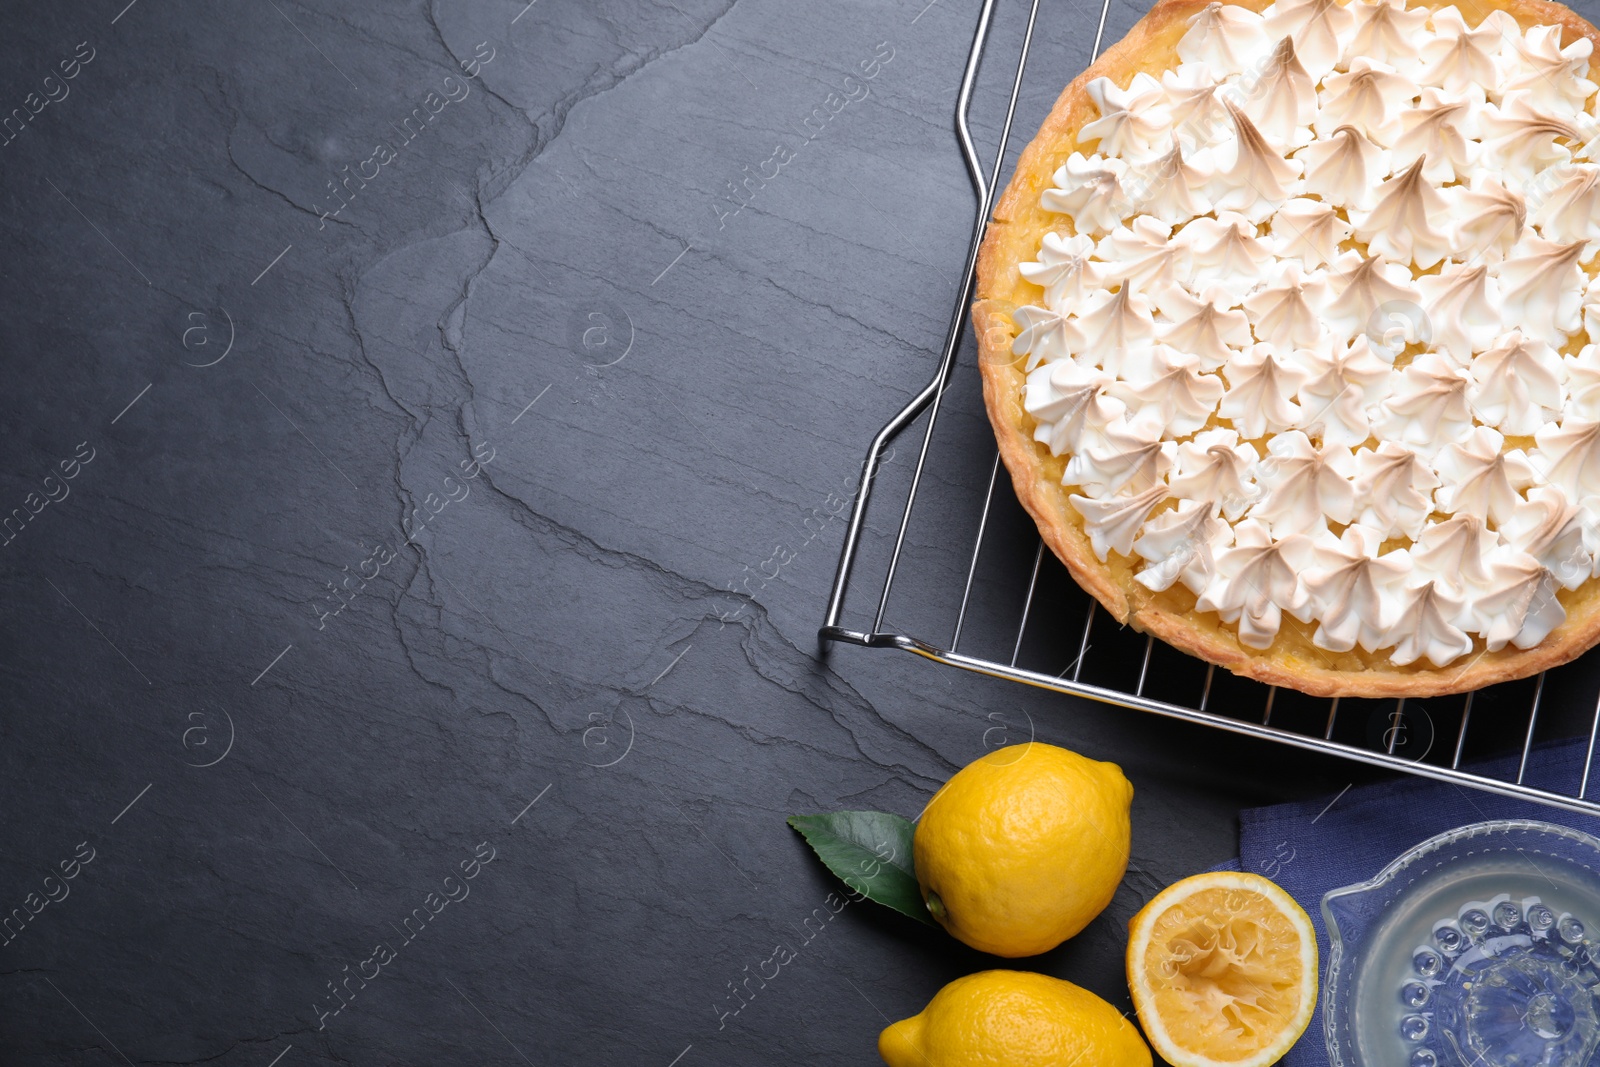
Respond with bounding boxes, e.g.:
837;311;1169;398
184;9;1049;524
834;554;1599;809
879;970;1151;1067
915;742;1133;956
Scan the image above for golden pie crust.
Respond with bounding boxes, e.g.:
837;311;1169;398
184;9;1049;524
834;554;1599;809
973;0;1600;697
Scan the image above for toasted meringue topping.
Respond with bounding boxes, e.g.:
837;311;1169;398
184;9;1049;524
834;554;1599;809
1348;0;1429;65
1124;140;1216;223
1390;87;1480;183
1533;418;1600;503
1095;216;1185;290
1469;331;1565;436
1067;411;1176;495
1163;65;1228;133
1134;499;1231;594
1041;153;1128;234
1263;0;1355;76
1250;430;1356;534
1417;7;1506;94
1296;334;1394;446
1169;428;1262;519
1197;519;1314;647
1244;261;1328;347
1010;305;1083;369
1221;343;1308;436
1447;177;1527;261
1474;549;1566;651
1411;514;1496;594
1387;579;1473;666
1024;362;1124;456
1565;345;1600;418
1501;485;1589;587
1586;274;1600;343
1082;73;1173;159
1070;483;1171;560
1529;164;1600;245
1013;0;1600;667
1269;197;1353;266
1074;282;1159;371
1213;100;1303;217
1378;351;1474;453
1353;156;1453;267
1110;346;1225;435
1495;237;1588;345
1479;93;1585;177
1179;2;1273;75
1177;212;1277;296
1298;126;1389;215
1353;442;1440;538
1417;262;1499;361
1433;426;1536;525
1019;232;1102;307
1241;38;1317;143
1324;251;1422;340
1305;524;1408;652
1499;24;1598;115
1154;285;1254;368
1315;60;1411;144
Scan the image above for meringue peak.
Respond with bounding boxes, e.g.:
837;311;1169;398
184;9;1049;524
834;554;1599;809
1019;232;1101;307
1418;6;1505;94
1298;124;1388;211
1496;237;1589;345
1316;60;1411;143
1349;0;1429;65
1134;498;1230;594
1214;99;1302;216
1355;155;1452;267
1179;2;1272;75
1082;74;1172;159
1263;0;1355;76
1325;252;1422;340
1240;37;1316;143
1070;483;1171;560
1449;177;1526;260
1434;426;1536;525
1417;261;1499;361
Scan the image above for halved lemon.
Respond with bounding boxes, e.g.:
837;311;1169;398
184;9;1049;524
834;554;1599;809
1126;871;1318;1067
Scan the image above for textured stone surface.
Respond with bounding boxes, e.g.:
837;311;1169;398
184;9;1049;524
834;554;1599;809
0;1;1364;1064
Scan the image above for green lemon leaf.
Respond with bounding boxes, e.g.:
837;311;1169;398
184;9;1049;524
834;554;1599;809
786;811;933;925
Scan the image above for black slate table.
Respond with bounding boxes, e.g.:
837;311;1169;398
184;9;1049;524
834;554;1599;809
0;1;1366;1063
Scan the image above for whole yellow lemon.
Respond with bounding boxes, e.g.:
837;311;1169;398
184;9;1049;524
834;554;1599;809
879;970;1151;1067
914;742;1132;956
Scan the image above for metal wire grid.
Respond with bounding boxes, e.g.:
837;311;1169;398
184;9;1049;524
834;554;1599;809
818;0;1600;818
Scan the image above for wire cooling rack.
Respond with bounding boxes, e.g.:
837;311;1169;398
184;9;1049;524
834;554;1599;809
819;0;1600;817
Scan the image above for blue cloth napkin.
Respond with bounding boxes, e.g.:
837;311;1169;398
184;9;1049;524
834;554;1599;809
1223;738;1600;1067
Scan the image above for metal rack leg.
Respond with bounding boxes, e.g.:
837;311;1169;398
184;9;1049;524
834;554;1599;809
1010;541;1045;668
1453;692;1475;769
952;453;1002;653
1581;689;1600;799
1387;699;1405;755
1073;601;1095;682
1517;673;1546;786
1135;635;1154;697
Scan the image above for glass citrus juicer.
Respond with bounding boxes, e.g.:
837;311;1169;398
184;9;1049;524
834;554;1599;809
1323;819;1600;1067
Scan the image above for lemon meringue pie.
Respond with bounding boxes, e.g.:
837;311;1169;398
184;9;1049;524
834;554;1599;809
974;0;1600;696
